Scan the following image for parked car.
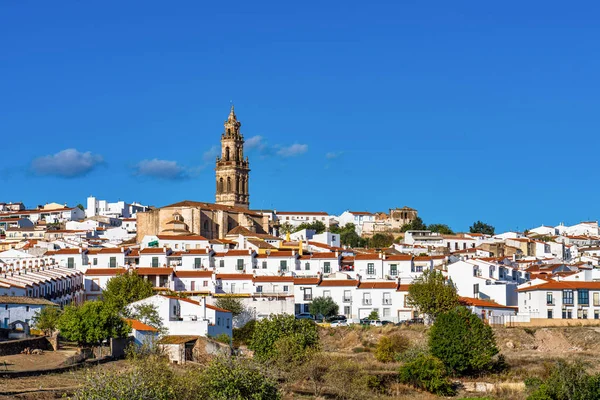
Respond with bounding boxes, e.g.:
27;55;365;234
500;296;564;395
369;320;383;327
330;319;348;328
405;317;424;325
295;313;314;320
359;318;371;325
327;315;347;323
381;320;393;326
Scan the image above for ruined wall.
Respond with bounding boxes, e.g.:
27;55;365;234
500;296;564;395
0;336;51;356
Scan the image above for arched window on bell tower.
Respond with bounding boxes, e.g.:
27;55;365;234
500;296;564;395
225;147;230;161
218;178;224;194
227;177;231;192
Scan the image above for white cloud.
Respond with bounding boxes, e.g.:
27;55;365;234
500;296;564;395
134;159;187;180
276;143;308;157
31;149;103;178
245;135;265;151
326;151;342;159
202;146;220;164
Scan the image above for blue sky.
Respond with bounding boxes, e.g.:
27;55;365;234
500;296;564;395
1;1;599;233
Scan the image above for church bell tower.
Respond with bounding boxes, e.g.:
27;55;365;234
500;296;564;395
215;105;250;209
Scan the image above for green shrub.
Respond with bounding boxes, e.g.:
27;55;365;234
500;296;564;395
214;333;231;344
374;333;410;363
429;306;499;376
399;354;455;396
249;314;319;362
232;319;256;346
527;360;600;400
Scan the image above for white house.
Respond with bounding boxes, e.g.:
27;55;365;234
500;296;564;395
517;279;600;322
337;211;375;234
275;211;331;229
127;294;232;338
86;196;148;219
0;296;57;332
447;259;528;306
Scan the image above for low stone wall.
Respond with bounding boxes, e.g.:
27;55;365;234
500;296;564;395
0;336;51;356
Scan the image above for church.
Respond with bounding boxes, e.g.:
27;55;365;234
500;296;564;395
136;107;269;241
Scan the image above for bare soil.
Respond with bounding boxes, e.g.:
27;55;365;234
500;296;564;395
2;326;600;399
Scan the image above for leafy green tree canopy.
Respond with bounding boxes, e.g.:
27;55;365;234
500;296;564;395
308;296;339;320
400;217;427;232
103;271;154;313
470;220;495;235
369;233;394;248
427;223;454;235
32;306;62;336
367;310;379;320
58;301;130;346
215;296;245;317
249;314;319;362
407;269;458;321
294;220;326;234
429;306;499;376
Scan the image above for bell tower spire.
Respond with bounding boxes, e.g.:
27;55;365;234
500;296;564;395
215;106;250;209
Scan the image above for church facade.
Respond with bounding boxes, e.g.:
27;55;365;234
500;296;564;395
136;107;267;241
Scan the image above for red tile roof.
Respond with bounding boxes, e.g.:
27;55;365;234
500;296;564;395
140;248;168;254
517;280;600;292
319;279;358;287
85;268;127;276
357;281;398;289
252;276;295;282
459;296;517;310
215;274;254;280
125;318;158;332
293;277;320;285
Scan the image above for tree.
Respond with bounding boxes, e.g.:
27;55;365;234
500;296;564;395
278;222;294;235
103;271;154;313
215;296;245;317
427;223;454;235
374;333;410;363
130;303;166;334
76;203;85;211
399;354;455;396
308;296;339;320
429;306;499;376
369;233;394;248
249;314;319;362
32;306;61;336
470;220;495;235
407;269;458;321
367;310;379;320
400;217;427;232
58;301;130;347
294;221;326;234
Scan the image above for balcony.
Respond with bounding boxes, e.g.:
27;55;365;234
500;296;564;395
303;295;313;301
383;298;392;305
546;301;555;306
343;297;352;303
362;298;372;305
